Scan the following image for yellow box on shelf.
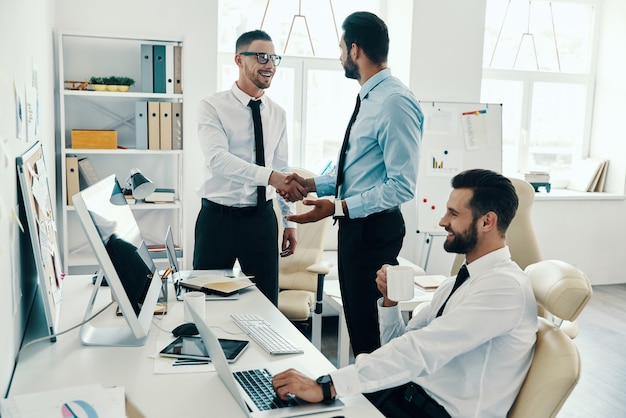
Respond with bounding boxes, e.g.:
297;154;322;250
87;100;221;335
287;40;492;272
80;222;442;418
71;129;117;149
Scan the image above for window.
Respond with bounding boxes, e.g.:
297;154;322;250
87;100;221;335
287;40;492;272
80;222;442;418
218;0;380;172
481;0;597;183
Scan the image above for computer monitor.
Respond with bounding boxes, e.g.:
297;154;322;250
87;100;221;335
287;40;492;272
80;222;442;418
73;174;162;346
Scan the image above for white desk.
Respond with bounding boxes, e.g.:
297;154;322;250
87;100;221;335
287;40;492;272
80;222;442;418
9;275;381;417
324;278;441;367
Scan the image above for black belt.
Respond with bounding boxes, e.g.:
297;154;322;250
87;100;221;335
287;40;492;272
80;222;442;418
201;198;271;217
402;382;450;418
339;206;400;222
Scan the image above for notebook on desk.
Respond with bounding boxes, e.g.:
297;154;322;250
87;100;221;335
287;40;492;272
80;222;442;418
164;226;241;301
185;300;344;418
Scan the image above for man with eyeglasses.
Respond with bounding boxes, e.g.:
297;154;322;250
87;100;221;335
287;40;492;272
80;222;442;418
193;30;305;306
281;11;423;356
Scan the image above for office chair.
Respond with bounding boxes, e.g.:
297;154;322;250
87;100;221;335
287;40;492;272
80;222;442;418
449;177;580;337
508;259;592;418
274;168;332;350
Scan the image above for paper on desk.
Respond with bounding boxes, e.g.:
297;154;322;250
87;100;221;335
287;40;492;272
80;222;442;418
0;383;125;418
153;339;216;374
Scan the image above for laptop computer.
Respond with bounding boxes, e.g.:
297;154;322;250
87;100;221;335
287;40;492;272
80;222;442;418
185;300;345;418
164;226;239;301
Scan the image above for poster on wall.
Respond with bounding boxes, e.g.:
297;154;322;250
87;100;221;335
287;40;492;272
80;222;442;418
16;141;64;341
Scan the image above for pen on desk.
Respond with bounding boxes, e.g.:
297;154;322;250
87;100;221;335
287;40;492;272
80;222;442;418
160;267;173;281
173;359;210;366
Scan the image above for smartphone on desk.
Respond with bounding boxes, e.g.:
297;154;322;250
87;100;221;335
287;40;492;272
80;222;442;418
159;336;249;363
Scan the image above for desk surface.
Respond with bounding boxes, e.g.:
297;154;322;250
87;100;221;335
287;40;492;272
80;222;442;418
9;275;381;417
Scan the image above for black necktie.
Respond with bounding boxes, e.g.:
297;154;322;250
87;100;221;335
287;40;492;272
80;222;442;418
335;94;361;197
436;264;470;317
248;100;266;206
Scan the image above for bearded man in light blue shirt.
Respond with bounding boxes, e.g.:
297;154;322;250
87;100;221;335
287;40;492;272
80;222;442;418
283;11;423;356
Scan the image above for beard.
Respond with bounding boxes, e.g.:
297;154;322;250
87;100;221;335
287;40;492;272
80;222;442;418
444;219;479;254
343;54;359;80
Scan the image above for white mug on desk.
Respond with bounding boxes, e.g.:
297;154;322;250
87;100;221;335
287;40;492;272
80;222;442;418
386;265;415;301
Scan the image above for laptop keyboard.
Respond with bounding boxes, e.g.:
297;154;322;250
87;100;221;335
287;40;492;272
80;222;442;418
233;368;293;411
231;314;303;355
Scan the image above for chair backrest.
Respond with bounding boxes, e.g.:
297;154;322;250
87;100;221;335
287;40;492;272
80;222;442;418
274;168;332;292
451;177;542;274
508;260;592;418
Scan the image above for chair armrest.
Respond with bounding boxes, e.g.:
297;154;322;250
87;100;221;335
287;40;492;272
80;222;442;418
307;262;331;314
306;261;332;275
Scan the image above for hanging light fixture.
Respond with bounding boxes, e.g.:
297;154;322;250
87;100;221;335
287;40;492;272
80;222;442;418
489;0;561;72
259;0;339;57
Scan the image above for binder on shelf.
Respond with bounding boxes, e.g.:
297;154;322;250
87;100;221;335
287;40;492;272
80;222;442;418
172;102;183;150
77;157;100;188
140;44;153;93
135;101;148;150
66;156;79;205
173;45;183;94
148;101;160;150
159;102;172;150
153;45;166;94
165;45;174;94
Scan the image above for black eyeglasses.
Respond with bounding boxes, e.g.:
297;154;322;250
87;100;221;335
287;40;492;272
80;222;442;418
239;52;282;66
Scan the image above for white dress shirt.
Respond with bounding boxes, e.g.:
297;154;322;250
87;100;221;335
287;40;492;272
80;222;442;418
196;82;295;226
330;247;538;418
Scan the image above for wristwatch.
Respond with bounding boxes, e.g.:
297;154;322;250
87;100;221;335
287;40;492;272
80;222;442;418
334;198;345;218
316;374;334;403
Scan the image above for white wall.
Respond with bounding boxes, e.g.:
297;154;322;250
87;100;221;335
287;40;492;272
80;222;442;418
0;0;55;397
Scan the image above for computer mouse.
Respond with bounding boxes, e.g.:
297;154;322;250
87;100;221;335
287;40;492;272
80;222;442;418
172;322;199;337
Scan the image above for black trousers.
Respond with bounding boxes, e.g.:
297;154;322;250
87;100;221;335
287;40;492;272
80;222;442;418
365;383;451;418
337;208;405;355
192;199;279;305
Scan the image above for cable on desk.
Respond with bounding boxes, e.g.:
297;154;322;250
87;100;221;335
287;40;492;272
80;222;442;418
15;300;115;363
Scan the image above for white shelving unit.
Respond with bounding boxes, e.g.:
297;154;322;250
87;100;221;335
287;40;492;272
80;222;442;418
56;31;184;273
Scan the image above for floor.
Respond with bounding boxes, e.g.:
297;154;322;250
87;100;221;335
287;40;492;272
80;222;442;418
298;283;626;417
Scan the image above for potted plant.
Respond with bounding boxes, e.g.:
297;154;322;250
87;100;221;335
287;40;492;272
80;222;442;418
116;76;135;92
89;76;106;91
103;76;120;92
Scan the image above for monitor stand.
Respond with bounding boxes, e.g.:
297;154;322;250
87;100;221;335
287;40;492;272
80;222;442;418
80;269;160;347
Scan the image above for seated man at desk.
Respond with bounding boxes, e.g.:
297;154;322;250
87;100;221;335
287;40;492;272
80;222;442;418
272;169;538;418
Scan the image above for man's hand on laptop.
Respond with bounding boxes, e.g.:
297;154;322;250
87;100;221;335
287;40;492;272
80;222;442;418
272;368;334;403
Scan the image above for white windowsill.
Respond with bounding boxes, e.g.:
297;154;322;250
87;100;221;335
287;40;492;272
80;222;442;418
534;189;624;201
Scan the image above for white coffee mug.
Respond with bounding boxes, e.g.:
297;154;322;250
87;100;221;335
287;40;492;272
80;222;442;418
386;265;415;301
183;291;205;322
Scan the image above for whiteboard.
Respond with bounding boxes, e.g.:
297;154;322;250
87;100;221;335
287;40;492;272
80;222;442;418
416;102;502;232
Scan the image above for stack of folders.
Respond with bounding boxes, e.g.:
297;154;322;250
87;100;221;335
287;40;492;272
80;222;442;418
65;156;101;205
140;44;182;94
135;101;183;151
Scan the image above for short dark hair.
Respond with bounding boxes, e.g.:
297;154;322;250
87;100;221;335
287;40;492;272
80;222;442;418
451;169;518;235
342;11;389;65
236;30;273;52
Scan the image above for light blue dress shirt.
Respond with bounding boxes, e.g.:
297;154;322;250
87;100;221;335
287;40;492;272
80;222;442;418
314;68;423;218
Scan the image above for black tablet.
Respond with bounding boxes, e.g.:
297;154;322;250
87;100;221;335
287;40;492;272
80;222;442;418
159;336;249;363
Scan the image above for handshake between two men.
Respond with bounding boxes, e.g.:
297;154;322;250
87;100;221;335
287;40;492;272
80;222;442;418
269;171;336;224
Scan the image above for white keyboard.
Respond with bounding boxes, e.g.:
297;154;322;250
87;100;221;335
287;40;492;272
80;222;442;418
230;314;303;355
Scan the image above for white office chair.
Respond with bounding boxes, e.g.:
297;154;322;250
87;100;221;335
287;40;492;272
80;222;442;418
508;259;592;417
274;168;332;350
